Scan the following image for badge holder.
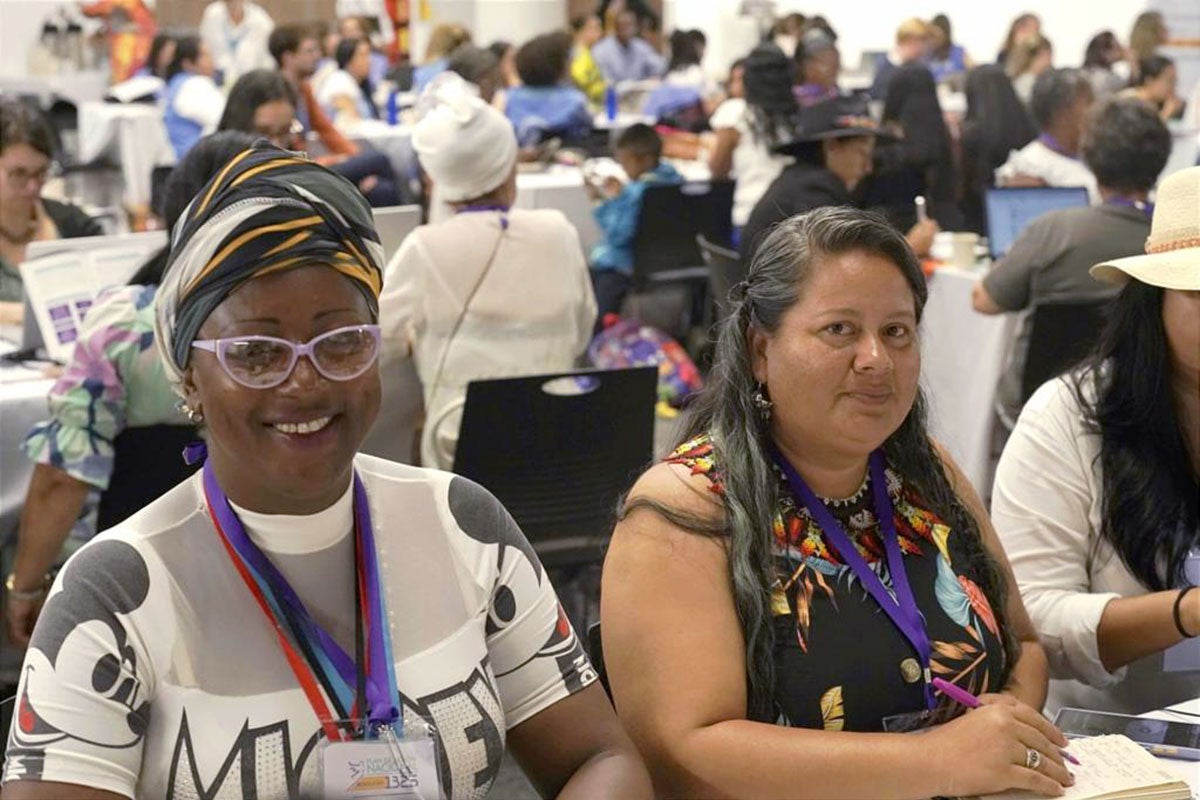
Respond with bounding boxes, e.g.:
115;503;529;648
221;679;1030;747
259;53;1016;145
320;717;443;799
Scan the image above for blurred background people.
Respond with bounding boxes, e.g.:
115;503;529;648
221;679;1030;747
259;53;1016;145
793;28;841;108
318;36;379;127
162;35;224;158
1082;31;1127;100
592;9;665;83
926;13;973;85
199;0;274;85
0;101;101;323
1122;55;1184;121
413;22;471;93
570;13;607;106
505;31;592;147
1007;33;1054;107
997;12;1041;65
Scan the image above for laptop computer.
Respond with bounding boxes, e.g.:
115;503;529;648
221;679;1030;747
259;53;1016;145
985;187;1090;260
371;205;422;264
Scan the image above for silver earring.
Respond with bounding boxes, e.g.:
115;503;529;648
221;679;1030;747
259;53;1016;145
752;383;773;421
178;401;204;424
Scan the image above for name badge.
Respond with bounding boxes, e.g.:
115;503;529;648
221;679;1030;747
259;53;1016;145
320;723;441;799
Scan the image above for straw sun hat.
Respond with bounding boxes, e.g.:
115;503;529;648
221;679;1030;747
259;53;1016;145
1090;166;1200;290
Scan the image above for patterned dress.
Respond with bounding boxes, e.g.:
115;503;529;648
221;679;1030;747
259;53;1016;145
666;434;1008;732
23;285;187;490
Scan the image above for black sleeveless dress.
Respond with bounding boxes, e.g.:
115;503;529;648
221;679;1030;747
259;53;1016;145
666;435;1009;731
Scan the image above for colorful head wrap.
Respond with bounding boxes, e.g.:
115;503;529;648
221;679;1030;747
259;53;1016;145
154;143;385;393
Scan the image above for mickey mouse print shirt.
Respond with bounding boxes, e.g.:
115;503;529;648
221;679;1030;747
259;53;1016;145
3;454;595;799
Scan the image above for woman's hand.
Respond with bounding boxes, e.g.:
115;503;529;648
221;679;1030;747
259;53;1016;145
5;592;45;648
928;701;1073;798
905;218;939;256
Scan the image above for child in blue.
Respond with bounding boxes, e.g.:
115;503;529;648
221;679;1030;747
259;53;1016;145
587;124;683;322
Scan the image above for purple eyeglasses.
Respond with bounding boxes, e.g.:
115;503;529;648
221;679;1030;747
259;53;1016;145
191;324;381;389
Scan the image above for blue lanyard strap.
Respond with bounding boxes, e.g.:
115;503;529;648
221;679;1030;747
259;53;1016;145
202;462;400;736
772;448;936;709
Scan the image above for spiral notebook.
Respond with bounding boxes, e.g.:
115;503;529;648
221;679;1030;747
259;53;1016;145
979;735;1192;800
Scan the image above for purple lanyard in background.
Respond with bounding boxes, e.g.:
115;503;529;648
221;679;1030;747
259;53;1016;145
456;204;511;230
773;448;936;710
1038;133;1078;160
1106;196;1155;217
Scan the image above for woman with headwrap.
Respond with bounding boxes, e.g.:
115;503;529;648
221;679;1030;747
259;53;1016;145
707;43;798;240
1;142;650;800
379;76;597;470
4;131;255;656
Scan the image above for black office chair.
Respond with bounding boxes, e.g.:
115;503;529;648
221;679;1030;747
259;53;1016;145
1019;300;1108;406
697;234;744;323
452;367;657;569
97;424;200;532
631;180;735;291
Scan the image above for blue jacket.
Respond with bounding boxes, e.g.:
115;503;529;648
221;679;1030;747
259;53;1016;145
164;73;203;159
590;162;683;274
505;85;593;147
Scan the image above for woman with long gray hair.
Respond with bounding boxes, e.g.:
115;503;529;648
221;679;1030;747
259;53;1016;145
601;206;1074;799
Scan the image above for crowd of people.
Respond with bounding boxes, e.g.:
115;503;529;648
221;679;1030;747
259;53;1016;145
0;1;1197;798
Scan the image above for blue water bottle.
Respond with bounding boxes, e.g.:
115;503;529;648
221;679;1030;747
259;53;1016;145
386;89;399;126
604;84;617;122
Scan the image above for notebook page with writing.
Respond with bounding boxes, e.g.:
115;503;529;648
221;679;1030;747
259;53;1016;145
979;735;1191;800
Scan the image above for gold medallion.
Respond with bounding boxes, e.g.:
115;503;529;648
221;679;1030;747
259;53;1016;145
899;658;922;683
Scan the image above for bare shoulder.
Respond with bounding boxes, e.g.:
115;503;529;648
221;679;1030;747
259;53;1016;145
607;462;729;578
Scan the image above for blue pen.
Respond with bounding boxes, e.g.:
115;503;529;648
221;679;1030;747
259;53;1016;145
932;677;1081;766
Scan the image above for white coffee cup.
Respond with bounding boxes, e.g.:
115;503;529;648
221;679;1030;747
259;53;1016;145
947;232;979;268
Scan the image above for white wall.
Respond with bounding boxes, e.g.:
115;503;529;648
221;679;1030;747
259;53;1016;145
665;0;1150;79
0;0;104;77
410;0;564;59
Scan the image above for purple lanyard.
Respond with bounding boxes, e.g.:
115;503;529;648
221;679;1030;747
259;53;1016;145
1038;133;1078;161
773;448;935;709
1106;196;1154;217
202;462;400;734
456;204;510;230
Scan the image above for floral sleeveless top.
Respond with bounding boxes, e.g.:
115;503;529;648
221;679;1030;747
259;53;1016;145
666;435;1007;732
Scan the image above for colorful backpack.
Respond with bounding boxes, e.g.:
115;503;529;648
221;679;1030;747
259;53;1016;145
588;314;703;413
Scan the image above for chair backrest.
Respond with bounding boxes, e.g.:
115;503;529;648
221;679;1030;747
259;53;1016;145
697;234;744;322
632;180;734;286
97;424;200;532
1020;300;1108;405
371;204;422;263
453;367;658;567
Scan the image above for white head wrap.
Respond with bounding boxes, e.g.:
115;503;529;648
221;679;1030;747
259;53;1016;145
413;74;518;203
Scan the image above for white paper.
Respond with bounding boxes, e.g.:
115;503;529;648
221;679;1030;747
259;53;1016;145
980;735;1189;800
21;243;159;361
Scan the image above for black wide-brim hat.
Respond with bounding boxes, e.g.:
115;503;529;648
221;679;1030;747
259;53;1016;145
773;95;900;156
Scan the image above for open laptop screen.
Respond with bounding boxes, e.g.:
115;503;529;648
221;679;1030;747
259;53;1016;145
985;187;1090;259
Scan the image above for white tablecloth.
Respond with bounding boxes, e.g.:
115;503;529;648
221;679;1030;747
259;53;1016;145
515;167;602;251
0;71;109;108
77;101;176;209
920;265;1016;496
